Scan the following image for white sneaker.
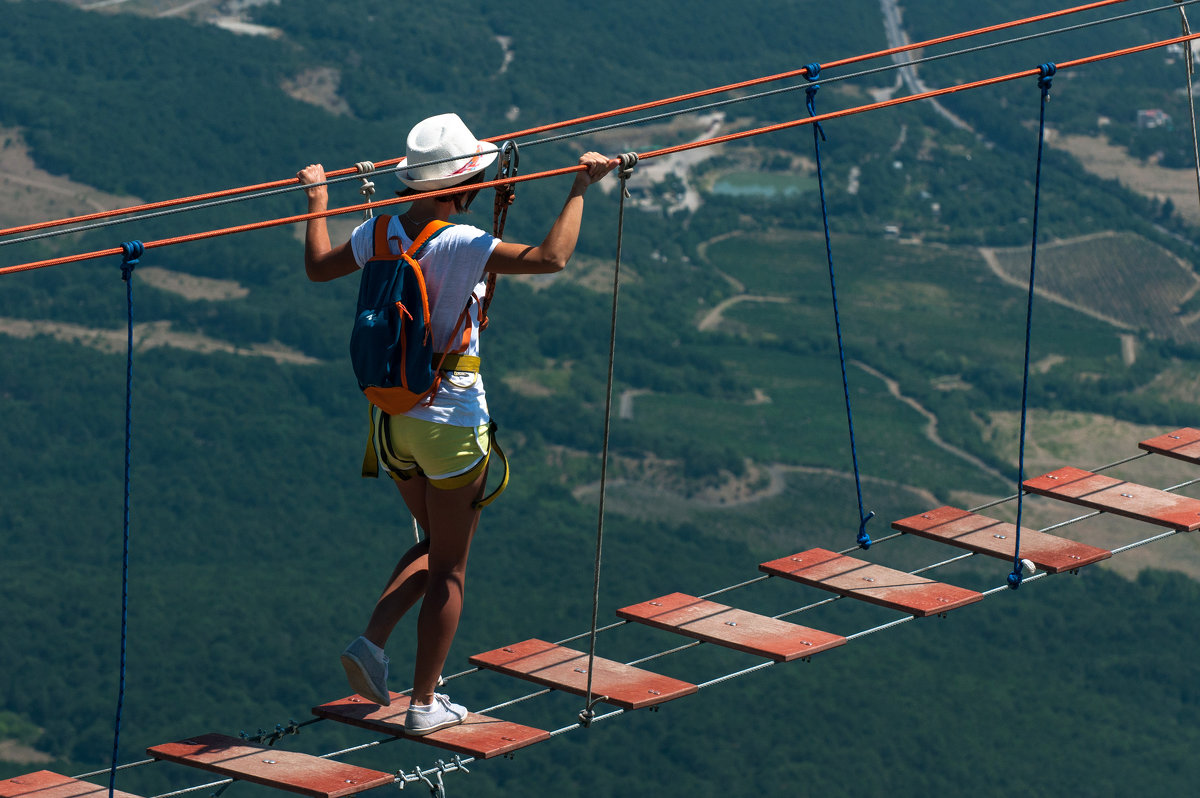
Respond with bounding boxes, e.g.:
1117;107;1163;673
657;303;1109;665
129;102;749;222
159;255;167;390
404;693;468;736
340;636;390;706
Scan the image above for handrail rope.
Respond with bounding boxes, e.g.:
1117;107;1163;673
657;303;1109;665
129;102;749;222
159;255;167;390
10;28;1199;278
0;168;376;250
805;74;877;550
108;241;142;798
580;152;639;728
76;443;1189;785
1009;63;1058;591
0;0;1143;242
11;0;1190;254
516;0;1200;153
1177;1;1200;213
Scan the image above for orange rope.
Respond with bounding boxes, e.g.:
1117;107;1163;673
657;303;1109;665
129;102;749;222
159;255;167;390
492;0;1133;142
642;30;1200;159
4;28;1195;278
0;0;1131;240
0;166;586;276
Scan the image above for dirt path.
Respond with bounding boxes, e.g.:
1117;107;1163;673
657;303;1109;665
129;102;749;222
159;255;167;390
853;359;1010;485
0;318;319;365
0;127;141;228
697;294;790;331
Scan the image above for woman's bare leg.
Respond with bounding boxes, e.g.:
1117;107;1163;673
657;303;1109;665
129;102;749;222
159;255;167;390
362;475;433;648
410;467;487;704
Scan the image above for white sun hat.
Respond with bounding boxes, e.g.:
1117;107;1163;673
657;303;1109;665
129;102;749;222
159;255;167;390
396;113;498;190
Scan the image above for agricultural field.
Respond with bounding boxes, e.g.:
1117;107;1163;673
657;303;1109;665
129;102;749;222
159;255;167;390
983;230;1200;344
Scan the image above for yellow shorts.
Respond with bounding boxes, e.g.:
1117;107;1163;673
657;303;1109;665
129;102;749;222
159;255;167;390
376;413;491;489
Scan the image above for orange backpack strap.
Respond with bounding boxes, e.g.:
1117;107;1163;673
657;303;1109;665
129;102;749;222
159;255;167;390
369;215;393;261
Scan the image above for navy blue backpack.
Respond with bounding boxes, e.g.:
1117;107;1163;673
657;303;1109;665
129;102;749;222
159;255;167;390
350;216;476;415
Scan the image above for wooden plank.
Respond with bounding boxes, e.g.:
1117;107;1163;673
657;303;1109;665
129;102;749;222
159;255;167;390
759;548;982;617
1139;427;1200;464
313;694;549;760
892;506;1112;573
1023;466;1200;532
616;592;846;662
0;772;143;798
468;639;697;710
147;733;392;798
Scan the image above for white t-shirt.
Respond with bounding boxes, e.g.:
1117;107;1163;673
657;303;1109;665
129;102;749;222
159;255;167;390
350;216;499;427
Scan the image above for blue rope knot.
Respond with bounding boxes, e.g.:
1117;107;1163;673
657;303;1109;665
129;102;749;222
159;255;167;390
806;85;826;141
804;62;821;81
1007;570;1023;590
120;240;144;281
1037;62;1056;95
857;511;875;550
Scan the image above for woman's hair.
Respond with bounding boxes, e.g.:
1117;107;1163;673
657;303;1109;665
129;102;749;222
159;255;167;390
396;170;488;213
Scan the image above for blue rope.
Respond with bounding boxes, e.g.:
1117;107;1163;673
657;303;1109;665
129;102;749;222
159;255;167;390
109;240;141;798
806;78;875;549
1010;64;1056;590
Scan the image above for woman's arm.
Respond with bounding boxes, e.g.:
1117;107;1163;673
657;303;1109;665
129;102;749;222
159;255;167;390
297;163;360;282
484;152;615;275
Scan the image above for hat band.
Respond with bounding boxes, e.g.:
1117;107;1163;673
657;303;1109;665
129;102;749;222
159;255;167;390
445;145;484;178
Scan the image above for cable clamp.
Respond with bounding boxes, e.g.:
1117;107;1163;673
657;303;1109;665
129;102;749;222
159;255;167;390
415;770;442;798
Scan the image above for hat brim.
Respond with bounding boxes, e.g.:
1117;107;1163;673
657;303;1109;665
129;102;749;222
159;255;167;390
396;142;499;190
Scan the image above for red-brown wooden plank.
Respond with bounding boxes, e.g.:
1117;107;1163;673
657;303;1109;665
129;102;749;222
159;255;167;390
313;694;549;759
616;592;846;661
1139;427;1200;464
892;506;1112;573
147;734;392;798
759;548;982;617
0;772;143;798
468;639;697;710
1023;466;1200;532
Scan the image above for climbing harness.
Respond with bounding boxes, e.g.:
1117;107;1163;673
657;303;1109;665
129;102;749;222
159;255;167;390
580;152;637;727
805;72;875;549
1009;63;1057;590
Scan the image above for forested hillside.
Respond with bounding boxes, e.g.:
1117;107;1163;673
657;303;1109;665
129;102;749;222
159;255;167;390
3;1;1200;796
